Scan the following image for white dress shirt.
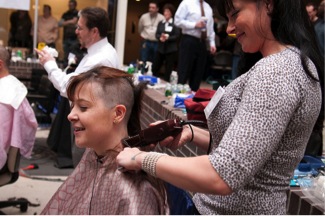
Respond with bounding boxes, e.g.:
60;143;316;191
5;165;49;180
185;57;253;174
44;37;119;97
175;0;215;47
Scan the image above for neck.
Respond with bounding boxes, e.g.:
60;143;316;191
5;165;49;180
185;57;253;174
94;126;128;156
260;39;287;57
0;70;9;79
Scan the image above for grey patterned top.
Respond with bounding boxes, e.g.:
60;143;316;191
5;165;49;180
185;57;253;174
193;47;322;214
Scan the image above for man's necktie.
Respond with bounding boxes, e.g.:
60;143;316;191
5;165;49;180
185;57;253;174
200;0;207;40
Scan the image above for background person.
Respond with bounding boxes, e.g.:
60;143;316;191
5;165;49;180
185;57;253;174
116;0;324;214
152;3;181;82
174;0;216;91
8;10;32;49
0;45;37;169
35;6;119;97
32;5;58;48
306;1;324;56
41;66;169;215
59;0;79;63
138;1;164;64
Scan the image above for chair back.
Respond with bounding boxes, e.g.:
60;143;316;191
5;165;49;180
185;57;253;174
165;182;197;215
0;146;20;186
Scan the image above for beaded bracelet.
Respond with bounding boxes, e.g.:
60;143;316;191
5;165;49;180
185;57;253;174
141;152;167;177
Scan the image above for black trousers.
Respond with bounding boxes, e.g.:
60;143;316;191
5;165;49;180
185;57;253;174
152;51;178;82
177;35;208;91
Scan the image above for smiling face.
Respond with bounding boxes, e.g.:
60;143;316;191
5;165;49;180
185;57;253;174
67;82;116;151
226;0;273;55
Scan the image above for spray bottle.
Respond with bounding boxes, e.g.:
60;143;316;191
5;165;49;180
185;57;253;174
133;59;142;85
145;61;153;76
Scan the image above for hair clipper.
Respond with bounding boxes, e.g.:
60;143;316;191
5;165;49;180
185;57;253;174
122;119;183;147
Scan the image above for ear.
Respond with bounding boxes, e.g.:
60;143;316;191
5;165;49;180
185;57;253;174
0;60;4;71
92;27;99;35
265;0;273;13
113;104;126;124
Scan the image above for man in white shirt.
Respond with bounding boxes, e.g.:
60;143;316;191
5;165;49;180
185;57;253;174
36;6;119;98
138;2;164;64
174;0;216;91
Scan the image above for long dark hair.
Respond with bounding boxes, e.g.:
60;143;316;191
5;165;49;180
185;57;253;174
217;0;324;132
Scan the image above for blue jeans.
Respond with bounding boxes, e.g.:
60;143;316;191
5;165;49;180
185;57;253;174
140;40;158;63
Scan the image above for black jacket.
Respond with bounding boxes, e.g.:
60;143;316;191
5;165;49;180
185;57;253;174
155;19;181;54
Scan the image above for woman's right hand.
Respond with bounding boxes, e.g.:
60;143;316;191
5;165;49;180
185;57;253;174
150;121;193;150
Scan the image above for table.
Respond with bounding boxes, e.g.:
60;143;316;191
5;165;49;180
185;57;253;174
140;86;207;157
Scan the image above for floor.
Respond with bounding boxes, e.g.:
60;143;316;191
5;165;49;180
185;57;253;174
0;129;73;215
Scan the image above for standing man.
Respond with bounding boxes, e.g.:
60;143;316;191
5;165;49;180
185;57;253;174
33;5;58;48
138;1;164;64
36;7;119;167
36;7;119;97
306;1;324;56
175;0;216;91
59;0;79;63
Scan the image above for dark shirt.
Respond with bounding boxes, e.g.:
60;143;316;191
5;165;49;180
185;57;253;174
314;18;325;56
61;9;79;40
9;11;32;48
155;20;181;54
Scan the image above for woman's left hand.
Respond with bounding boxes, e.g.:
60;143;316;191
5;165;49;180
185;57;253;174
116;147;147;172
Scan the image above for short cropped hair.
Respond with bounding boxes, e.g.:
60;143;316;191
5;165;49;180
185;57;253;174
79;7;109;38
0;46;10;68
163;3;176;16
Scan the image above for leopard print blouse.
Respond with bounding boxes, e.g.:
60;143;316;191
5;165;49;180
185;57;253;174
193;47;322;214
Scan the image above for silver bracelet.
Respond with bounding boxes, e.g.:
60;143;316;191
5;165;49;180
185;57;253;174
141;152;167;177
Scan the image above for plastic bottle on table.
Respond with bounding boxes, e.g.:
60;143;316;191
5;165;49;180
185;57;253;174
170;71;178;85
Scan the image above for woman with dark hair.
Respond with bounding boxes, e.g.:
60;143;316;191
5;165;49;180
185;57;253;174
152;3;181;81
41;66;168;214
116;0;324;214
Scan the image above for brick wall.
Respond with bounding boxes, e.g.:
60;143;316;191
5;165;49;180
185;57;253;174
140;88;206;157
9;61;44;88
287;188;324;214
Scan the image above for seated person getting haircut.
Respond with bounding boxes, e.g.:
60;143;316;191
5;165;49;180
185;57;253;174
0;45;37;169
41;66;169;215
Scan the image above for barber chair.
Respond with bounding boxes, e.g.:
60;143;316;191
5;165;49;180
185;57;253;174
0;146;29;213
165;182;197;215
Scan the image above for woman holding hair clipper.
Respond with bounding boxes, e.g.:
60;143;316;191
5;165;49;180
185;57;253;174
117;0;324;214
